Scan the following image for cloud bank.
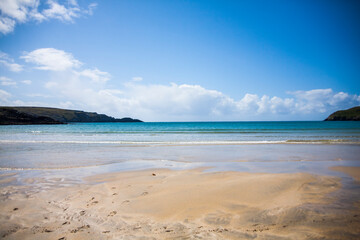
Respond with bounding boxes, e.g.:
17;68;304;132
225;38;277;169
2;48;360;121
0;0;97;34
66;83;358;121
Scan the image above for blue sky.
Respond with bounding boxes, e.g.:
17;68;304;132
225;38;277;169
0;0;359;121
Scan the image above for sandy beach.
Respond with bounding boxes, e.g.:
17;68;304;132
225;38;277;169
1;167;360;240
2;0;360;238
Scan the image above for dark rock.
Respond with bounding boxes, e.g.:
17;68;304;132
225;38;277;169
0;108;63;125
324;106;360;121
0;106;142;125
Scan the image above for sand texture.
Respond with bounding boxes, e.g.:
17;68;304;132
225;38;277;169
1;168;360;239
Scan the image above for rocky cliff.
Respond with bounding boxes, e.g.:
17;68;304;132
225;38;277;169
324;106;360;121
0;107;142;125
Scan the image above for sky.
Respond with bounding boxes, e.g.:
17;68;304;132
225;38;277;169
0;0;359;121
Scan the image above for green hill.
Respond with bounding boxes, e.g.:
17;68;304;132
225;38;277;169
324;106;360;121
0;107;142;125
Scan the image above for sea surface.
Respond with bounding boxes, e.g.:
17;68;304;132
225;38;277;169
1;121;360;188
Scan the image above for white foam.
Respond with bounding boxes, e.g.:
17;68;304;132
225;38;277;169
0;139;358;145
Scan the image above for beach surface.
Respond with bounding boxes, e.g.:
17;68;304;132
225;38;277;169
1;167;360;240
1;122;360;239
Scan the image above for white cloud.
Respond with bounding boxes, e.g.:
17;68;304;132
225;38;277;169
59;100;74;109
21;48;111;87
287;89;360;114
21;48;82;71
42;0;80;22
76;68;111;83
0;0;97;35
0;17;16;34
0;89;12;104
45;81;58;88
0;76;17;86
0;0;37;22
0;90;60;107
132;77;143;82
0;52;23;72
101;89;124;95
27;93;51;98
38;65;360;121
84;3;97;15
21;80;32;84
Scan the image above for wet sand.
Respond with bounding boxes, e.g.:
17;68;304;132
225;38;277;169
330;166;360;182
1;168;360;239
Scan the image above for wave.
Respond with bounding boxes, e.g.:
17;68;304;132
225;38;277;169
19;129;360;134
0;163;112;171
0;139;359;145
285;139;354;143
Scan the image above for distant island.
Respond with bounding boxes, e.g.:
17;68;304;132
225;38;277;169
0;107;142;125
324;106;360;121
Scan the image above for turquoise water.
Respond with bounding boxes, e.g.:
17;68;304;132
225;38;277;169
1;121;360;144
0;121;360;185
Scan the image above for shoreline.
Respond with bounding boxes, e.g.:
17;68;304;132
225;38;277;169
1;167;360;239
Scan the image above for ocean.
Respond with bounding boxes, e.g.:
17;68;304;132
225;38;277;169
2;121;360;145
1;121;360;187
